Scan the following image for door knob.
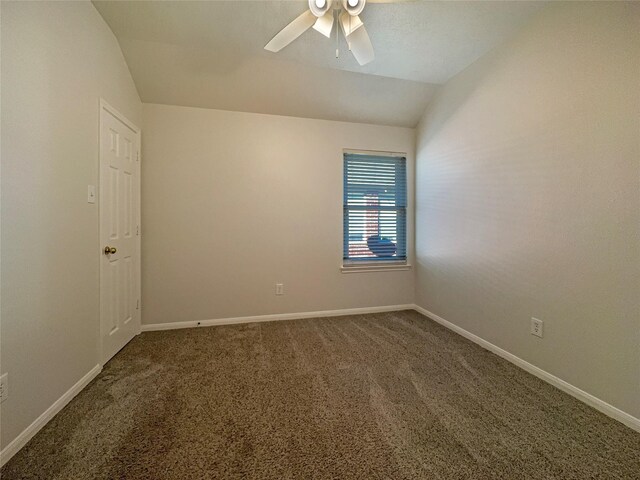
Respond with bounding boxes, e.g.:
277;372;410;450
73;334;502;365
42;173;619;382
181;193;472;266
104;246;117;255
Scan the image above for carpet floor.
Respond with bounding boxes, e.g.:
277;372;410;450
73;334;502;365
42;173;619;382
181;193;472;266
2;310;639;479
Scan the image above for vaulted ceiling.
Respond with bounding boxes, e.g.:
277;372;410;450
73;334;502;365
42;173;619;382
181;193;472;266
93;0;543;127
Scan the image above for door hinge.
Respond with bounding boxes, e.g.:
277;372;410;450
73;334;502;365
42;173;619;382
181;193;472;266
136;299;140;310
136;225;140;236
136;151;140;162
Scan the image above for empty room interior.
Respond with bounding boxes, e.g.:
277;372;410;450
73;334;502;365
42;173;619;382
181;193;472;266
1;0;639;478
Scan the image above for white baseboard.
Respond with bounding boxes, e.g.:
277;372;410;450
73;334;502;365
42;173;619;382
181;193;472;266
141;304;415;332
412;304;640;433
0;364;102;467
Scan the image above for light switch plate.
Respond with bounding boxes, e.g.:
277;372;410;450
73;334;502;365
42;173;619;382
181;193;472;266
88;185;96;204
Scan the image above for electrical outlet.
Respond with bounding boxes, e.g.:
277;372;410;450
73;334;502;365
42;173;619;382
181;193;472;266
531;318;544;338
0;373;8;403
275;283;284;295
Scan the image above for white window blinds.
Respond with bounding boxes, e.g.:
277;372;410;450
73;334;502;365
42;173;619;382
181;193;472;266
343;153;407;263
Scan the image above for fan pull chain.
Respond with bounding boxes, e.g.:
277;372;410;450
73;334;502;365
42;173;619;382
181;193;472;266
335;10;339;58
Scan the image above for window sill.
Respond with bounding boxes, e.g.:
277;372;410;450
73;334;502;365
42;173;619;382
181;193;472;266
340;263;412;274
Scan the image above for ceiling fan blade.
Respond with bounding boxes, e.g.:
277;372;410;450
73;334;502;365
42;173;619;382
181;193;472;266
312;12;334;38
339;11;363;37
347;24;374;65
264;10;316;52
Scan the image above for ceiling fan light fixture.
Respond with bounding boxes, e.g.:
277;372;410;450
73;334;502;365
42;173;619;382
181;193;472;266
342;0;365;16
309;0;332;17
266;0;373;65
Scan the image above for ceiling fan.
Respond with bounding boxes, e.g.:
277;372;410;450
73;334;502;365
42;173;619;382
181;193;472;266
264;0;375;66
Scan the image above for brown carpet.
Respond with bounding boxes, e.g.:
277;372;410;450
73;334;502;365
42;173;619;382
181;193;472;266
2;310;639;479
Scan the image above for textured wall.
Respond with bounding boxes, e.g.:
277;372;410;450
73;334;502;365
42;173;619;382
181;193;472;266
415;2;640;419
141;103;415;326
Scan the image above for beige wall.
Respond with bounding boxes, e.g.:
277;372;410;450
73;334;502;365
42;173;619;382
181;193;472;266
1;1;141;450
142;104;415;326
415;2;640;419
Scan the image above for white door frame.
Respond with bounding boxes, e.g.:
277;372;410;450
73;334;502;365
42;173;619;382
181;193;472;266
99;98;141;364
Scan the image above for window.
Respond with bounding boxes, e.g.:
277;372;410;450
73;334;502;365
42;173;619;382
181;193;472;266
343;152;407;267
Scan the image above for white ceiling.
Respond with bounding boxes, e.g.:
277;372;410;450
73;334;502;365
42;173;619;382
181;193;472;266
94;0;543;127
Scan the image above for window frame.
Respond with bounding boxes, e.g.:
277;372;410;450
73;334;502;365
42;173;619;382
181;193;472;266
341;149;410;272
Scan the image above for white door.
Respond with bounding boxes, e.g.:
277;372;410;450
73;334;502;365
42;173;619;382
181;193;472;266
100;100;141;364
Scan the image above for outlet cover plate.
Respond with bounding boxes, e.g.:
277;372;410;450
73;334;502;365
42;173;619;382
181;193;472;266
531;317;544;338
